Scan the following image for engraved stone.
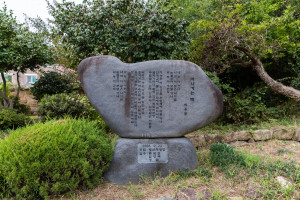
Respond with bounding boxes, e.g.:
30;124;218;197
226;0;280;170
103;138;198;185
78;55;223;138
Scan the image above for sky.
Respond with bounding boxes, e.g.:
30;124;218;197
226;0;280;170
0;0;83;23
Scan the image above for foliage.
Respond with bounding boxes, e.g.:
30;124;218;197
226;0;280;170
38;93;98;121
0;107;29;130
47;0;190;68
0;118;113;199
12;96;31;115
209;143;246;169
31;71;74;100
187;0;299;80
0;5;53;108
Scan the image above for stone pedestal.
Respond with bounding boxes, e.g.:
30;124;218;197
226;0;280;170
104;138;198;185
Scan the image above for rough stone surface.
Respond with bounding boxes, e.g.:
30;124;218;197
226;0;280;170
272;128;294;140
225;131;251;142
252;129;273;141
104;138;198;185
276;176;293;189
204;134;224;145
245;184;263;199
229;141;249;146
186;135;206;148
293;128;300;141
175;188;205;200
78;56;223;138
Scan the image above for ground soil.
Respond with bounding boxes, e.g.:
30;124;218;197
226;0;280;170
64;140;300;200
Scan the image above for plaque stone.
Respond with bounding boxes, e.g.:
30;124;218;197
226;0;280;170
78;56;223;185
104;138;198;185
78;55;223;138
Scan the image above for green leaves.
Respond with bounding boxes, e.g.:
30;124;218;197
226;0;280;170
48;0;190;68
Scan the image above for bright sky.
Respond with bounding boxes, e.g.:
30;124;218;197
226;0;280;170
0;0;83;23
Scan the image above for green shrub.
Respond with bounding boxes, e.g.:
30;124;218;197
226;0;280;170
12;97;31;115
0;107;29;130
31;71;74;100
38;93;98;121
0;118;113;199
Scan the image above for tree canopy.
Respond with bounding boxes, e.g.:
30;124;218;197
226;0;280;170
0;5;53;107
47;0;190;68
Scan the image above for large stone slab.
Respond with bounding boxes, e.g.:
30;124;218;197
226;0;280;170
78;56;223;138
103;138;198;185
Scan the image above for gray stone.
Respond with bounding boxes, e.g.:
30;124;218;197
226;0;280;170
78;56;223;138
245;184;263;199
293;127;300;141
225;131;251;142
104;138;198;185
272;128;294;140
252;129;273;141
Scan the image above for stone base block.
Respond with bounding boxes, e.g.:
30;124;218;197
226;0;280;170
104;138;198;185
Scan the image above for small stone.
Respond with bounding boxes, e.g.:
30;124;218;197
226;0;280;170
272;128;294;140
152;198;173;200
104;138;198;185
225;131;251;142
245;184;263;199
205;134;224;145
78;56;223;138
252;129;272;141
229;141;248;146
293;127;300;141
175;188;199;200
276;176;292;189
197;189;212;200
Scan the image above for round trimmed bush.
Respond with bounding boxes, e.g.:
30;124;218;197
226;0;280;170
0;118;113;199
0;107;29;130
31;71;74;100
38;93;98;121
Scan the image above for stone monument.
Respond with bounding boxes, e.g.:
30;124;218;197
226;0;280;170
78;55;223;184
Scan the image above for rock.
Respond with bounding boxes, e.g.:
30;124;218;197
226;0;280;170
104;138;198;185
175;188;200;200
229;141;248;146
175;189;212;200
78;56;223;138
252;129;272;141
204;134;224;145
152;198;173;200
248;138;255;143
276;176;292;189
293;127;300;141
197;190;212;200
245;184;263;199
185;135;206;148
272;128;294;140
225;131;251;142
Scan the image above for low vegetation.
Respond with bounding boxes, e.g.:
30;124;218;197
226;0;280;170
0;118;113;199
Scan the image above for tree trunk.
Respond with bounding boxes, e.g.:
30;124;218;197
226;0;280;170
252;58;300;102
234;46;300;102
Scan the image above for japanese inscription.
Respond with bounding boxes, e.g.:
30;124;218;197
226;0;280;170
137;143;168;163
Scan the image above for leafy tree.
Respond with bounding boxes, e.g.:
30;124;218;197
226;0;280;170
47;0;190;68
174;0;300;101
0;5;53;108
